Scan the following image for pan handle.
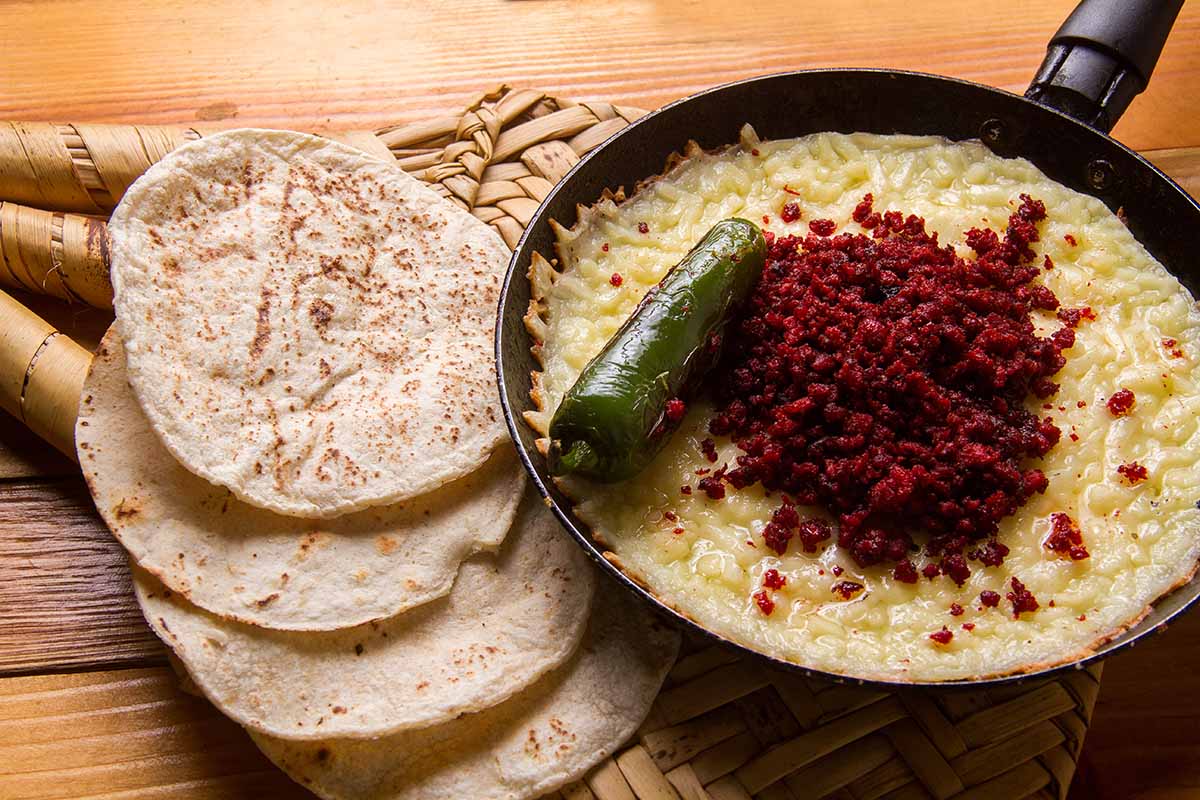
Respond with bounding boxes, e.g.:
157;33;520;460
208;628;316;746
1025;0;1183;132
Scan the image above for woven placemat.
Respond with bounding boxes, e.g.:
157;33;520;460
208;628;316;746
0;86;1100;800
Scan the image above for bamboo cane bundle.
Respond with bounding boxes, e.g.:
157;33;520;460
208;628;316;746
0;201;112;308
0;122;208;214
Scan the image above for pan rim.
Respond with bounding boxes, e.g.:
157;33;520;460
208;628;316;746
495;67;1200;689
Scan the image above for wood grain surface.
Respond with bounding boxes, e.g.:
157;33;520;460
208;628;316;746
1;1;1199;798
0;668;312;800
0;480;161;674
0;0;1198;152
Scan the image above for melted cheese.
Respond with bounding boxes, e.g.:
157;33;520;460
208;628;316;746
533;130;1200;681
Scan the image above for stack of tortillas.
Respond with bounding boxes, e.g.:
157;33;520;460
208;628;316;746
75;129;679;800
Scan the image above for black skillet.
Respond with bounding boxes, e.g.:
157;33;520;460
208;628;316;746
496;0;1198;686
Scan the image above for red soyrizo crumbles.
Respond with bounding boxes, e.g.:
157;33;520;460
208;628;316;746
707;195;1085;589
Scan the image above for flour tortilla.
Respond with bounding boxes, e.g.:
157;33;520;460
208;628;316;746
78;330;525;631
250;589;680;800
134;493;595;739
109;128;510;518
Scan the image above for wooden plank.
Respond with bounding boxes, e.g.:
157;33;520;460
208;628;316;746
0;666;312;799
0;479;163;675
0;410;77;479
1074;606;1200;800
1147;147;1200;197
0;0;1198;153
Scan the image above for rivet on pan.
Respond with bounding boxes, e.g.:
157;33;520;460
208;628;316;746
1087;159;1116;191
979;118;1007;148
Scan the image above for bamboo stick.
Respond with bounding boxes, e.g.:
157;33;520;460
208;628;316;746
0;201;113;308
0;122;207;213
0;288;90;459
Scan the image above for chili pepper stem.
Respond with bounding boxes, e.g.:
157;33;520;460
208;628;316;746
551;439;600;476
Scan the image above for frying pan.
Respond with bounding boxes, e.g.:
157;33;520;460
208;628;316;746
496;0;1198;686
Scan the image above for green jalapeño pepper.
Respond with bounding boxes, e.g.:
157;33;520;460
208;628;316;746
547;218;766;482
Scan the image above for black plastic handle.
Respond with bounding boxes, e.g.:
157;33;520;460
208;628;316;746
1025;0;1184;132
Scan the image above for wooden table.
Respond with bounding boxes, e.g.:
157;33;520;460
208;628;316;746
2;1;1199;798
